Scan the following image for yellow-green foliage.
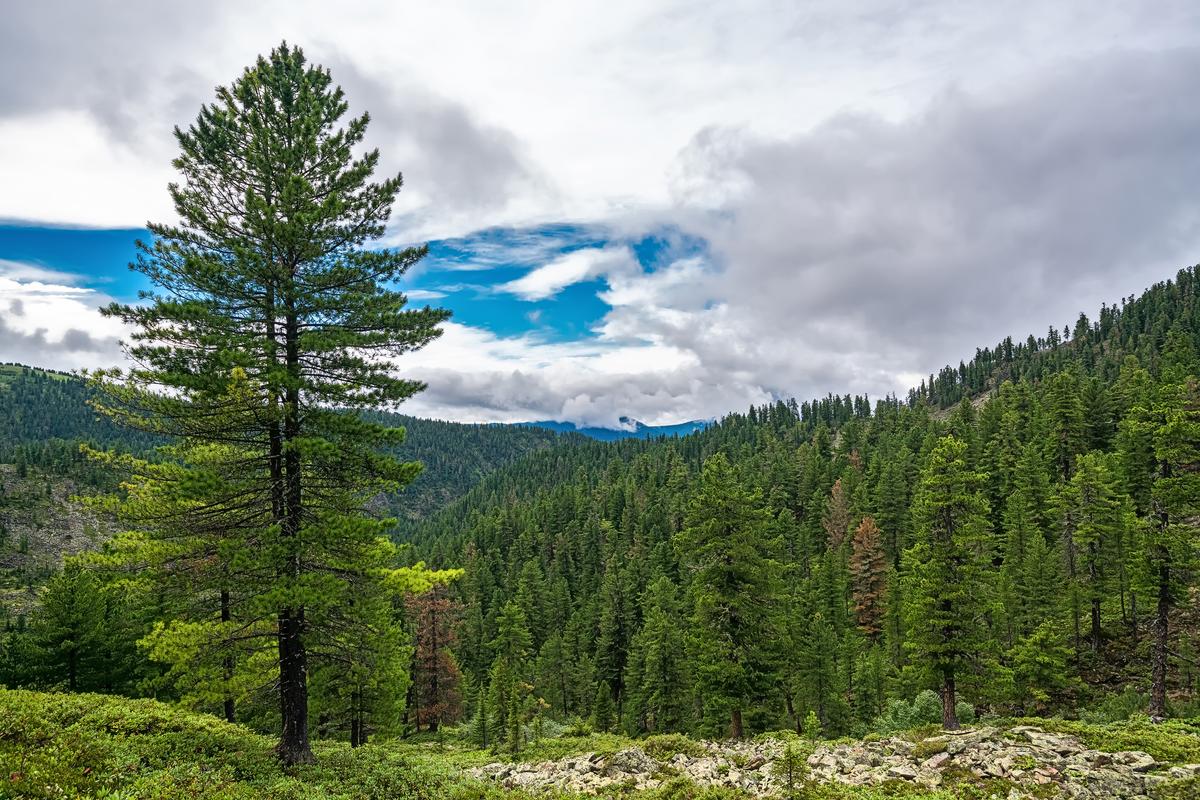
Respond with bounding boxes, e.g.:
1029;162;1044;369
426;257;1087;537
910;738;948;760
0;690;527;800
642;733;708;761
1023;717;1200;763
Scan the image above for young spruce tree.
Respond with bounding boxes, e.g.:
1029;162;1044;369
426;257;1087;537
676;453;782;738
903;436;992;730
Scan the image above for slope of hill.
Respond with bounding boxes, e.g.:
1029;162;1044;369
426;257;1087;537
0;688;519;800
400;265;1200;738
0;365;579;523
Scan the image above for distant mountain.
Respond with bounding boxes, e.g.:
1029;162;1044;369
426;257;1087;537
520;416;711;441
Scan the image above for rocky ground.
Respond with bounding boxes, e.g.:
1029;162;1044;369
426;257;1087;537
0;465;105;617
470;725;1200;798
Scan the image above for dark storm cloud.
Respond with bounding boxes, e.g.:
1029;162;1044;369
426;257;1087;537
0;1;222;138
668;46;1200;400
0;316;122;368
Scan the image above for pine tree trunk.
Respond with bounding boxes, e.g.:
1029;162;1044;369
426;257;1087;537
1131;591;1140;641
278;608;312;763
941;667;960;730
1149;554;1171;721
1088;542;1102;653
730;707;744;739
350;688;362;747
276;298;313;765
221;588;235;724
429;605;440;732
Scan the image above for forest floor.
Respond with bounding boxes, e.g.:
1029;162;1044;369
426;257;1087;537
6;689;1200;800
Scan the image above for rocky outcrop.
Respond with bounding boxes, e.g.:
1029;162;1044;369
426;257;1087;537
471;739;784;795
469;725;1200;798
804;725;1197;798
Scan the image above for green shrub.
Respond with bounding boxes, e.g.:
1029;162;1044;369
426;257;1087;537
0;689;537;800
562;716;594;737
911;737;948;760
642;733;707;760
954;701;975;725
911;690;942;725
869;691;955;734
1028;717;1200;763
1079;688;1148;723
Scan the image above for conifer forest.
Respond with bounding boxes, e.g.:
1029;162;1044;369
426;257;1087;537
2;30;1200;800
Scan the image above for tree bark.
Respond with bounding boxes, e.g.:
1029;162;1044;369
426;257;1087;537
730;707;744;740
278;608;312;763
941;667;960;730
1149;552;1171;720
1088;541;1102;653
221;588;235;724
276;294;313;765
350;688;362;747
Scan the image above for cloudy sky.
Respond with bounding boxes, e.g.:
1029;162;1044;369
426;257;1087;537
3;1;1200;427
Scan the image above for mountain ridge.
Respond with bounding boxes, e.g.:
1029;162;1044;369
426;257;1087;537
518;416;712;441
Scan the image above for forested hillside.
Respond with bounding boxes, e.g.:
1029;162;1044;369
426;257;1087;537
403;266;1200;740
0;364;574;522
4;41;1200;800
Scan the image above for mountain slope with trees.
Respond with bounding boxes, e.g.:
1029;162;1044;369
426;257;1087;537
0;364;575;523
402;265;1200;742
1;43;1198;793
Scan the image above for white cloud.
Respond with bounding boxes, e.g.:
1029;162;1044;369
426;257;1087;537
498;247;638;300
6;3;1200;425
404;288;447;301
0;259;86;284
398;321;753;427
4;1;1197;238
0;273;127;371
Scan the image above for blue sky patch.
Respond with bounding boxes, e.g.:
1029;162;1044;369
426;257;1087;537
1;220;708;346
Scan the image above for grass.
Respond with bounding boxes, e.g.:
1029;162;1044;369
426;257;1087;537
391;729;638;770
0;364;69;387
1014;716;1200;763
5;690;1200;800
0;689;547;800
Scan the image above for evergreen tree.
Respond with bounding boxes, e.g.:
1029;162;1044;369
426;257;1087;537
902;436;992;730
676;454;782;738
94;43;449;764
625;576;689;733
1060;453;1126;654
849;516;888;641
488;600;532;745
28;563;106;692
1010;622;1075;714
1124;378;1200;718
472;683;490;748
591;682;616;732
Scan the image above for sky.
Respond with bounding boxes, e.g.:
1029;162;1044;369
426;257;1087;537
3;1;1200;427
